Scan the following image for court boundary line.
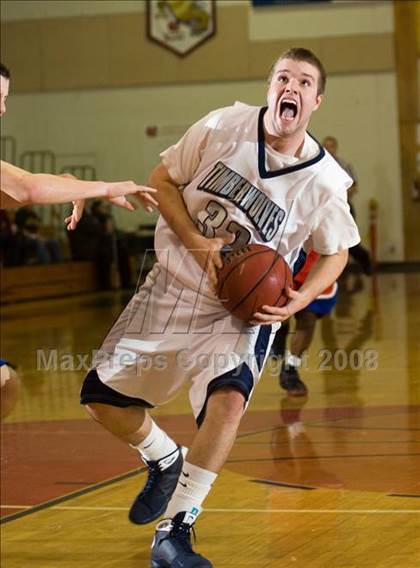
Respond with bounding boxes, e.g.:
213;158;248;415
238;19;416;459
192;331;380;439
250;479;314;490
228;453;420;463
2;405;419;525
0;466;145;525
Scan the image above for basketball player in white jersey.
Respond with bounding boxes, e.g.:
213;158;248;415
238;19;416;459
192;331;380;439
80;48;360;567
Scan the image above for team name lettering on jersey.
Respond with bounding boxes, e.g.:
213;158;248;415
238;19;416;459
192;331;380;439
197;162;285;241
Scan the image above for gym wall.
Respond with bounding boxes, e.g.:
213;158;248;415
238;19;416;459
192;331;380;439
0;0;403;261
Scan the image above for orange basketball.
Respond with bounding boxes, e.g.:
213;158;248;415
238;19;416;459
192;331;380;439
217;244;293;322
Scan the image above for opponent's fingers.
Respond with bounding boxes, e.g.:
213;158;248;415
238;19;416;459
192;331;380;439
65;217;76;231
107;181;158;201
108;196;136;210
137;185;157;194
74;207;85;221
137;193;158;211
120;198;136;211
70;199;85;219
137;188;159;206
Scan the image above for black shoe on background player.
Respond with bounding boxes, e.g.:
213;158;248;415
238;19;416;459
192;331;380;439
279;362;308;397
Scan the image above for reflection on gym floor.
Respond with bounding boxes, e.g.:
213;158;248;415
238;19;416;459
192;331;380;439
1;272;419;568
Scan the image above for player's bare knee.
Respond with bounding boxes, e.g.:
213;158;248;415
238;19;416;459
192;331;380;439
207;387;245;423
84;402;109;423
84;401;135;424
84;402;147;436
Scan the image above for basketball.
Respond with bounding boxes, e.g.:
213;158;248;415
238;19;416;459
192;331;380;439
216;244;293;322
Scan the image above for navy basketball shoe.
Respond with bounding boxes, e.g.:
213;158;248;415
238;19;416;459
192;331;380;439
279;363;308;397
151;511;212;568
129;446;186;525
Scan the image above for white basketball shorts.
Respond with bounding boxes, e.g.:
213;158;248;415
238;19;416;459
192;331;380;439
85;264;278;423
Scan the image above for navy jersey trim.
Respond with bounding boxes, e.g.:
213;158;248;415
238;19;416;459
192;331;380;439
257;107;325;179
195;363;253;427
196;324;272;427
80;369;154;409
254;324;272;371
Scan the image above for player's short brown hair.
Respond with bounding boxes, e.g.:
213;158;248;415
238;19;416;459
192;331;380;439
0;62;11;80
268;47;326;95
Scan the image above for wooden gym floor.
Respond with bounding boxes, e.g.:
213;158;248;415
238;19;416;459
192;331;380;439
1;271;419;567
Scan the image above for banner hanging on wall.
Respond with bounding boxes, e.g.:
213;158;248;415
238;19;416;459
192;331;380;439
147;0;216;57
252;0;332;5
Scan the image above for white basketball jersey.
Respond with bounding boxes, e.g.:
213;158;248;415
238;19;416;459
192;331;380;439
156;102;360;294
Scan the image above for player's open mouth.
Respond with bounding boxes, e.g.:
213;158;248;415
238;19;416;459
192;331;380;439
280;99;298;121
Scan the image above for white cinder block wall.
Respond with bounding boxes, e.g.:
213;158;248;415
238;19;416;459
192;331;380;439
1;0;402;260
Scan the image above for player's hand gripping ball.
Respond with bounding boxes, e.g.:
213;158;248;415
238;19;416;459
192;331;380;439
216;244;293;322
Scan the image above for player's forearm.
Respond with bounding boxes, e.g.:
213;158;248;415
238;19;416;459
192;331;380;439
298;250;348;304
22;174;111;204
149;162;202;247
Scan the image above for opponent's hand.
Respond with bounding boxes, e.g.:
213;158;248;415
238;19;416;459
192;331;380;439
105;181;157;202
132;186;159;212
250;287;311;325
187;233;235;292
65;199;85;231
108;182;158;212
58;174;83;231
108;195;137;211
65;195;134;230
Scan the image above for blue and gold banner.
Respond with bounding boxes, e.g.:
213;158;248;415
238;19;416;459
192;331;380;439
252;0;332;6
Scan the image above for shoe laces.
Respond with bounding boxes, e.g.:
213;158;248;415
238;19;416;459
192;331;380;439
139;462;160;496
166;520;197;553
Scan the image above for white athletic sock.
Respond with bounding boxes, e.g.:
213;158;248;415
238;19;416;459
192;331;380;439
286;353;302;368
130;420;178;465
164;461;217;523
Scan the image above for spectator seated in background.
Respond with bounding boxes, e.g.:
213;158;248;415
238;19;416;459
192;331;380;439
67;199;119;290
0;208;17;266
323;136;372;275
12;206;62;266
116;222;157;288
67;199;157;290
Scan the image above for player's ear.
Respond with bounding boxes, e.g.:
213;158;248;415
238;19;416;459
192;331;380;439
313;93;323;111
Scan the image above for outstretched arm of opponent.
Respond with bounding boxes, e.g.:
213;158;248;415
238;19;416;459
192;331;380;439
0;161;157;210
